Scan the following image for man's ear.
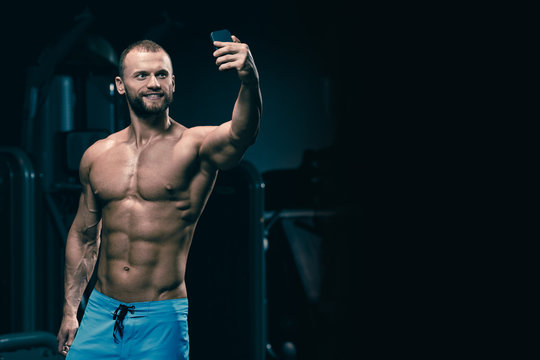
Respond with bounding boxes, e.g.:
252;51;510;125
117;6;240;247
172;74;175;93
115;76;125;95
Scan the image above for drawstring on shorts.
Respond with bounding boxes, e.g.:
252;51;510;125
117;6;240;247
113;304;135;343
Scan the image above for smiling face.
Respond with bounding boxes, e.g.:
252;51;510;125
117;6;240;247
115;49;175;117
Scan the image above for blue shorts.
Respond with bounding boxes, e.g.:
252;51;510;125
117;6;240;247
66;289;189;360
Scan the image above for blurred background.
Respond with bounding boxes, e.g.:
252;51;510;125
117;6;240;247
0;1;361;359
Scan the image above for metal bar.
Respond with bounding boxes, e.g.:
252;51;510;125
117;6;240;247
0;331;57;352
44;191;69;245
264;209;337;220
0;147;36;332
241;161;266;360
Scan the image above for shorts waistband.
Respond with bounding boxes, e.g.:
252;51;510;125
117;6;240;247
89;289;188;315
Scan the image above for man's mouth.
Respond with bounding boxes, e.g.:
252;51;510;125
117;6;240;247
143;93;164;100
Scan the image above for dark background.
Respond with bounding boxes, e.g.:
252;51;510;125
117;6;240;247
0;0;409;358
0;2;518;358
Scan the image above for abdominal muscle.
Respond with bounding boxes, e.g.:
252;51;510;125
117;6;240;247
94;198;196;303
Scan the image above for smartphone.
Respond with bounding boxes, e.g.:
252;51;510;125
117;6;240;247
210;29;233;49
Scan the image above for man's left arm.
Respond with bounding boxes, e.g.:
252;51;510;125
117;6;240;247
200;35;262;170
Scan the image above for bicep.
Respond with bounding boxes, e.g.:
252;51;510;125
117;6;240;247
199;121;247;170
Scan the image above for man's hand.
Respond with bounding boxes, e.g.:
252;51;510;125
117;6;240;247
57;315;79;356
213;35;259;85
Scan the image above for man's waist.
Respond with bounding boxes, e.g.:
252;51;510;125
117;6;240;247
94;277;187;303
87;288;188;316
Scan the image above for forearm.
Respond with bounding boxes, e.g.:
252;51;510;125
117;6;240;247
62;226;100;317
231;80;262;146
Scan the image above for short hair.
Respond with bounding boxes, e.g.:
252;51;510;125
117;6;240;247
118;39;171;78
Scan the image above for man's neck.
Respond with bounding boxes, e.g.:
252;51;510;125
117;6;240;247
128;111;172;148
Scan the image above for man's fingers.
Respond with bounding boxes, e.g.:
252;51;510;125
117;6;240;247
213;35;249;73
213;35;241;49
57;333;66;353
61;345;70;356
215;54;236;66
213;40;233;49
57;327;76;354
218;60;242;72
213;36;242;56
57;317;79;355
213;45;241;58
66;328;76;346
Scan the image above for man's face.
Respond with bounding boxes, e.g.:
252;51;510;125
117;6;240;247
115;50;175;117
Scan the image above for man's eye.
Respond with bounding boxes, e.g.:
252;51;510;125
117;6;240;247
136;74;147;79
157;73;167;78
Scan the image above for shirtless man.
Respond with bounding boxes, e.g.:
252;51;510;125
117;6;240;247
56;36;261;359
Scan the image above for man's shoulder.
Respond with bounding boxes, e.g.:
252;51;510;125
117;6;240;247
89;134;118;153
81;131;122;166
182;125;218;140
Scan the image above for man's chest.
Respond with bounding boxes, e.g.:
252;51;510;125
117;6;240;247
89;142;199;202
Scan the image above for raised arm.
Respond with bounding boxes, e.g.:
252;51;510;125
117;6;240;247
200;35;262;170
57;148;102;356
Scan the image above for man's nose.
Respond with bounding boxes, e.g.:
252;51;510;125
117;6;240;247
147;75;161;89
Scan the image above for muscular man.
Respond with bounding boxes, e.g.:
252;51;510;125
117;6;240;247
56;35;261;359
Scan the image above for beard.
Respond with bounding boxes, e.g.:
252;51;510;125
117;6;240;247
125;88;173;117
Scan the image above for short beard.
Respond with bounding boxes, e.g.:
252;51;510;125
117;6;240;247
125;88;173;117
